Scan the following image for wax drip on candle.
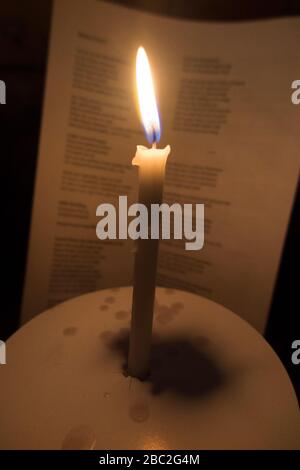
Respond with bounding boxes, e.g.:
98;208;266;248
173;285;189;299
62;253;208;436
61;426;96;450
63;326;77;336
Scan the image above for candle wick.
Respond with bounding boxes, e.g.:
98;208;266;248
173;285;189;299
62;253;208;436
152;142;157;149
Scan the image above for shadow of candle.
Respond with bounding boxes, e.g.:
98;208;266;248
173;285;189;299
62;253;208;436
102;328;226;400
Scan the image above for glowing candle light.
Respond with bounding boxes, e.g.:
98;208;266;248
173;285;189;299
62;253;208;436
128;47;171;379
136;46;161;144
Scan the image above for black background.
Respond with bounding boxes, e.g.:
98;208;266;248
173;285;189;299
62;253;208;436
1;0;299;398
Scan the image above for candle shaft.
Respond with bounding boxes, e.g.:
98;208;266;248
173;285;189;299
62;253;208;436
128;146;170;379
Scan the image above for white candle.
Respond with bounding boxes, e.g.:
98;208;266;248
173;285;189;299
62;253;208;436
128;47;171;379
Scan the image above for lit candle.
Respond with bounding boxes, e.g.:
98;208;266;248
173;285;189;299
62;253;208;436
128;47;171;379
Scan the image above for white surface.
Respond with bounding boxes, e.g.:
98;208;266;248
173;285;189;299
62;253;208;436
1;287;299;449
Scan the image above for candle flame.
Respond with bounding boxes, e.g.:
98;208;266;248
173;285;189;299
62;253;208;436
136;47;161;144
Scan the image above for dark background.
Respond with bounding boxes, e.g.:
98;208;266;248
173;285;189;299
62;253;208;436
1;0;299;398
